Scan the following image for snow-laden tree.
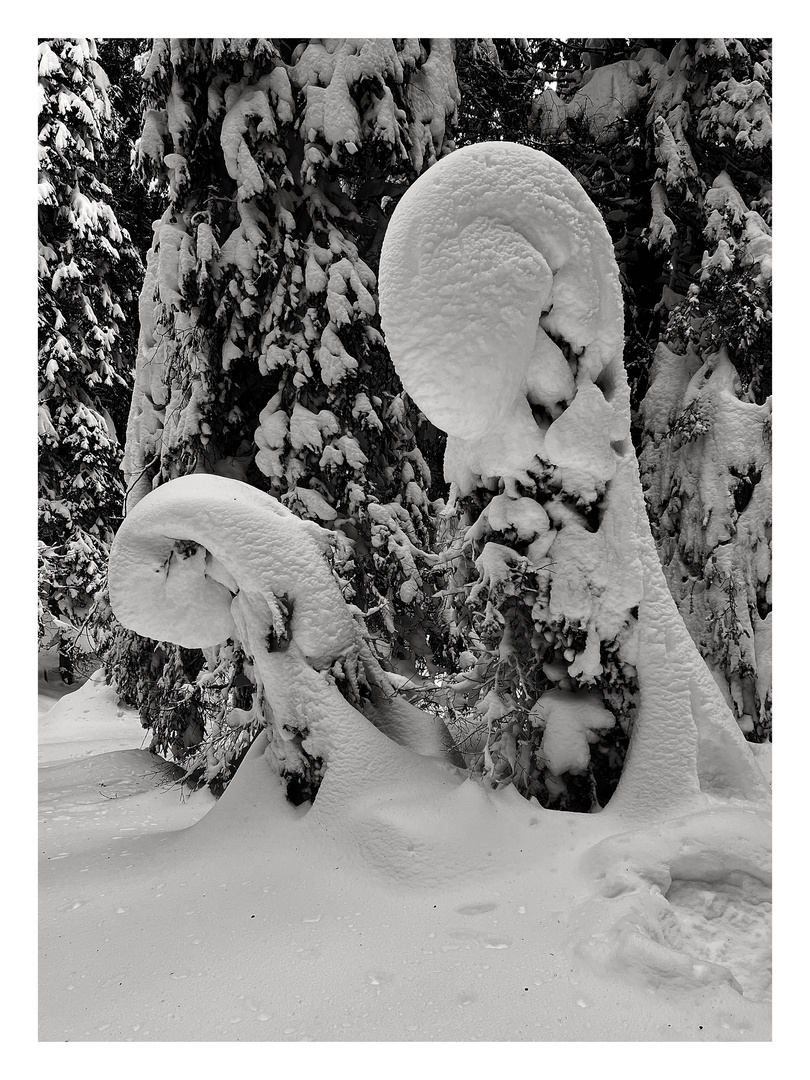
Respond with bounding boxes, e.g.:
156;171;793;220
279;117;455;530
105;143;771;1016
530;38;772;743
102;38;460;792
379;140;768;815
107;139;769;828
94;38;164;298
38;38;141;677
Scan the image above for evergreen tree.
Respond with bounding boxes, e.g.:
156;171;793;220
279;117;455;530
102;38;460;789
94;40;161;252
94;39;165;351
38;38;141;679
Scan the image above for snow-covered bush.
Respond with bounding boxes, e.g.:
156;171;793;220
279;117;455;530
38;38;141;676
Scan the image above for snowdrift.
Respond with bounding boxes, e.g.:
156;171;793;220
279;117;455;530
40;678;771;1041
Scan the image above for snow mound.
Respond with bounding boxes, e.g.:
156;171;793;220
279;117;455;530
39;669;145;763
40;707;771;1039
39;659;770;1041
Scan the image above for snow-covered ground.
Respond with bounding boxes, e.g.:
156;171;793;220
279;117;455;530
39;666;772;1045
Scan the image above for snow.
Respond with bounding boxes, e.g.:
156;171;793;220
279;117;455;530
288;37;458;174
536;689;616;776
108;473;451;784
532;57;656;145
654;115;687;188
706;73;772;153
109;474;356;662
379;140;769;816
544;381;623;500
38;40;64;77
36;120;778;1051
289;402;340;452
91;386;770;1046
254;393;288;477
380;142;626;492
468;494;551;544
138;108;168;167
317;324;360;386
649;180;678;248
405;38;460;172
640;343;772;732
703;171;772;281
98;463;770;1038
285;484;338;521
220;84;276;200
39;670;771;1042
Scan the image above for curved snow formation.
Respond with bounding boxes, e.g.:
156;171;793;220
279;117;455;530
379;142;769;818
108;474;455;788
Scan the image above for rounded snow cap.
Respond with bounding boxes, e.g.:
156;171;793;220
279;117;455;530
379;141;625;455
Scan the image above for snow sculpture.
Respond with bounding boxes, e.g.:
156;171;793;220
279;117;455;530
108;474;456;802
379;141;769;819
